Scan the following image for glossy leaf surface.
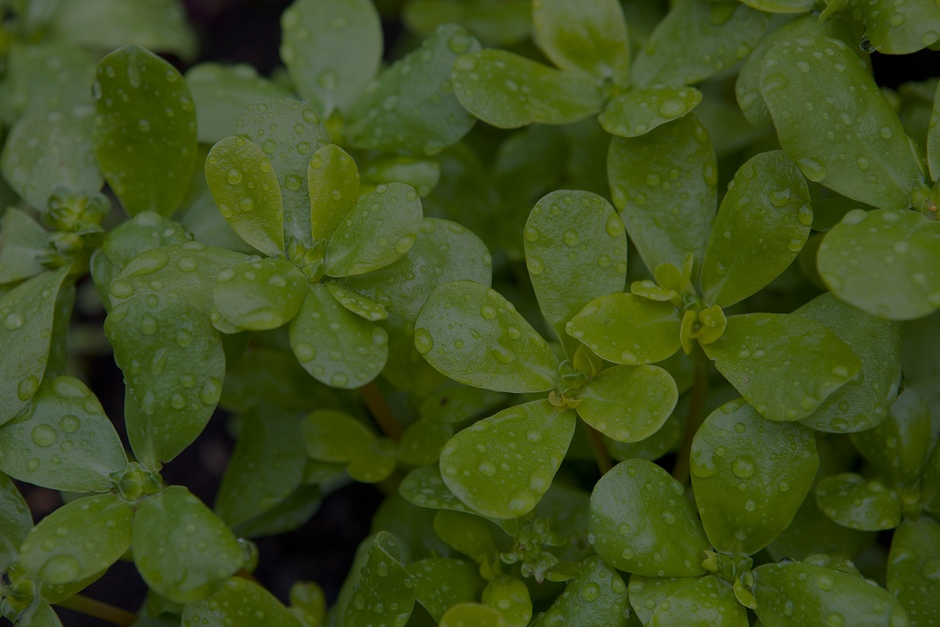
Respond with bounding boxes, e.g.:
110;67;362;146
701;151;812;308
133;486;244;603
577;365;678;443
821;0;940;54
702;313;861;422
440;604;507;626
451;49;604;128
0;474;31;571
524;190;626;355
0;208;48;285
302;409;395;483
649;574;747;626
408;557;484;621
691;399;819;554
345;532;415;627
532;556;629;627
887;516;940;626
629;576;700;625
608;114;717;273
600;86;702;138
399;466;481;516
308;144;359;245
482;575;532;627
182;577;302;627
852;389;931;487
590;459;709;577
93;45;196;217
20;493;132;585
760;35;923;211
416;281;557;393
817;209;940;320
326;283;388;322
815;473;902;531
439;401;576;519
212;258;308;332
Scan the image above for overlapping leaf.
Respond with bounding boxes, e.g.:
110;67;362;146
212;258;308;332
576;365;678;443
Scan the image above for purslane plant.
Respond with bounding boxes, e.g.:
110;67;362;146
1;0;939;625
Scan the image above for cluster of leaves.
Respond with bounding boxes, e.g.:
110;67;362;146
0;0;939;625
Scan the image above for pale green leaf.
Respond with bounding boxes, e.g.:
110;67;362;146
0;208;49;285
452;49;604;129
346;532;415;627
93;45;196;217
815;473;902;531
415;281;558;393
577;365;678;443
532;556;629;627
309;144;359;245
649;574;748;627
182;577;302;627
482;575;532;627
0;42;95;124
408;557;484;621
439;401;576;519
600;86;702;138
887;516;940;626
821;0;940;54
15;601;62;627
0;473;31;571
212;258;308;332
440;604;508;626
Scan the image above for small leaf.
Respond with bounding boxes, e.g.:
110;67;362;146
346;25;481;155
440;604;508;626
0;267;68;425
821;0;940;54
398;419;453;467
408;557;484;621
309;144;359;245
432;509;505;563
590;459;709;577
531;556;629;627
182;577;302;627
451;49;604;129
0;376;125;492
289;283;389;388
399;466;482;516
702;313;861;422
817;209;940;320
133;486;244;603
532;0;630;85
566;293;682;366
600;86;702;138
415;281;558;393
628;576;700;625
212;258;308;332
439;401;576;519
345;532;415;627
649;574;747;626
20;493;132;585
701;151;812;308
326;283;388;322
815;473;902;531
524;190;627;356
0;474;31;571
482;575;532;627
0;208;49;285
577;365;678;443
205;136;285;256
608;114;717;273
760;35;923;211
280;0;381;116
887;516;940;625
301;409;395;483
326;182;423;277
362;154;441;198
93;45;196;217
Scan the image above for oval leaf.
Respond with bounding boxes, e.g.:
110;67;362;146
309;144;360;244
345;532;415;627
599;86;702;138
212;257;308;332
815;473;902;531
408;557;484;621
629;576;701;625
0;208;49;285
183;577;302;627
0;474;31;571
400;466;483;517
441;603;507;627
577;365;678;443
482;575;532;627
532;556;629;627
821;0;940;54
649;574;747;626
851;389;931;487
888;516;940;626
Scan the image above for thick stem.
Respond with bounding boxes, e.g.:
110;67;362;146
672;347;710;485
54;594;137;626
361;382;403;442
582;421;613;476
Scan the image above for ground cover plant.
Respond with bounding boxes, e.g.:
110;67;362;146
1;0;939;624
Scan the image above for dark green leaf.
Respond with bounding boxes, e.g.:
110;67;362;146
212;258;308;332
852;389;930;489
451;49;604;129
372;493;455;563
821;0;940;54
815;473;902;531
301;409;396;483
0;473;31;571
400;466;483;516
0;42;95;124
531;556;629;627
309;144;359;245
345;532;415;627
930;80;940;180
887;516;940;625
408;557;484;621
600;86;702;138
93;45;196;217
577;365;678;443
398;419;453;467
182;577;302;627
649;574;747;626
608;114;717;273
0;208;49;285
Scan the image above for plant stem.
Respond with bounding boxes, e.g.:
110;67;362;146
672;347;710;485
582;421;613;476
361;382;403;442
54;594;137;626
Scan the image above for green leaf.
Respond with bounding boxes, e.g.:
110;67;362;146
400;466;483;516
532;0;630;85
309;144;359;245
815;473;902;531
326;283;388;321
432;509;505;565
339;218;492;321
12;599;62;627
0;473;31;571
105;294;225;467
590;459;709;577
301;409;396;483
701;151;812;308
566;293;682;366
185;63;290;144
440;604;508;626
205;136;285;256
1;106;101;210
439;401;576;519
576;365;678;443
398;419;453;467
362;154;441;198
212;258;308;332
821;0;940;54
531;556;629;627
631;0;770;87
235;98;331;248
0;267;68;425
0;42;96;124
415;281;558;393
408;557;485;621
215;404;306;528
326;182;423;277
289;283;389;388
702;313;861;422
930;80;940;181
233;483;321;538
0;376;125;492
93;45;196;217
740;0;814;12
628;576;700;625
0;208;49;285
691;398;818;554
95;211;190;277
182;577;302;627
402;0;532;46
600;86;702;138
760;35;924;211
346;25;481;155
280;0;382;117
451;49;604;129
481;575;532;627
608;114;717;273
346;532;415;627
20;493;132;585
795;292;901;433
817;209;940;320
134;486;244;604
888;516;940;626
649;574;747;626
524;190;626;356
752;561;909;626
373;493;455;563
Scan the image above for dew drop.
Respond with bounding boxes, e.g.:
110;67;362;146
732;457;755;478
17;376;39;401
4;312;24;330
31;424;57;447
414;329;434;354
480;305;497;320
226;168;243;185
